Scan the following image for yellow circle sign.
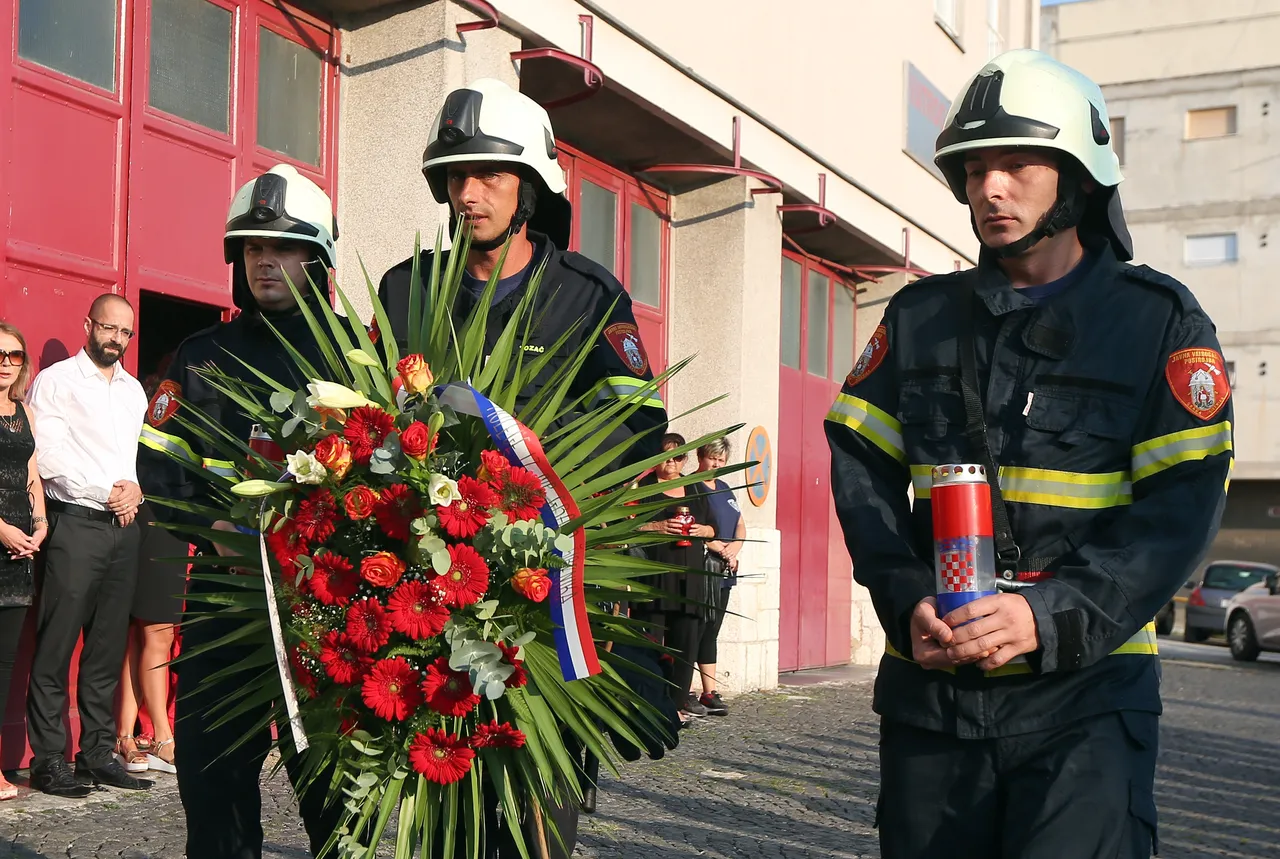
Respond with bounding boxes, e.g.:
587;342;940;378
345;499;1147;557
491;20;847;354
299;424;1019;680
744;426;772;508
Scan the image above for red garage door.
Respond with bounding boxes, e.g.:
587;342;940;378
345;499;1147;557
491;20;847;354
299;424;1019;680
777;252;857;672
0;0;338;766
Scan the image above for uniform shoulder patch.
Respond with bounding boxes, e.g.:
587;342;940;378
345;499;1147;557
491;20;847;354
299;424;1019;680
604;322;649;375
845;324;888;387
147;380;182;427
1166;347;1231;421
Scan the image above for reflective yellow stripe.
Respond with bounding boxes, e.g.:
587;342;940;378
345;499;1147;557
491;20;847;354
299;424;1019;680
910;464;1131;509
826;394;906;463
593;376;664;410
882;621;1158;675
1131;421;1232;482
202;458;237;479
139;424;198;465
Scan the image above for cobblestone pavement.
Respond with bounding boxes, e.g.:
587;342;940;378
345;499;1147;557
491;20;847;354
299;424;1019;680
0;644;1276;858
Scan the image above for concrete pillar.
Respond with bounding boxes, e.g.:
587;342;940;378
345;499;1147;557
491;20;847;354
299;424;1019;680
335;1;519;320
668;176;783;694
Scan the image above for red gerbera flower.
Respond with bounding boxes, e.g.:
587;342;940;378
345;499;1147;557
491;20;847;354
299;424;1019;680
421;657;481;717
438;544;489;607
265;520;309;572
374;483;421;541
360;657;422;722
478;449;510;483
295;488;338;543
343;405;395;465
494;466;546;522
409;727;475;785
290;644;319;697
309;551;359;607
469;720;527;750
436;476;497;539
319;630;373;686
498;642;528;688
345;598;392;653
386;580;450;640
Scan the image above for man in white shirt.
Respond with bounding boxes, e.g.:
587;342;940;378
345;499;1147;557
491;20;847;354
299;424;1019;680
26;294;151;797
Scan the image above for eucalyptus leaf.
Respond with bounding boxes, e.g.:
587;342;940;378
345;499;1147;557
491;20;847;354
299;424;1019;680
485;678;507;700
282;415;303;437
269;390;294;413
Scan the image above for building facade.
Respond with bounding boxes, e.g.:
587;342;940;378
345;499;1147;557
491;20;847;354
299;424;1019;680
1044;0;1280;563
1;0;1040;761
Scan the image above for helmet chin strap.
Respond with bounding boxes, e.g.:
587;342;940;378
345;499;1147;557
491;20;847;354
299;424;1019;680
985;165;1087;260
456;178;539;253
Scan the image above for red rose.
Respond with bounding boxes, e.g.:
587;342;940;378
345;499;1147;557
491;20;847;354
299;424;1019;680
344;486;379;520
399;422;435;462
510;567;551;603
313;434;353;480
360;551;406;589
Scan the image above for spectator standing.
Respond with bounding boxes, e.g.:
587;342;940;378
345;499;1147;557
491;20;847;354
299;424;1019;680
0;322;45;800
26;295;150;797
693;437;745;716
637;433;717;721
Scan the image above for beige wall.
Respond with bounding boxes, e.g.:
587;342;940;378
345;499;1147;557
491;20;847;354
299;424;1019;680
1045;0;1280;84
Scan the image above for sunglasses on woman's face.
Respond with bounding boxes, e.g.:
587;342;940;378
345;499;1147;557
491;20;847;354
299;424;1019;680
0;350;26;367
664;452;687;463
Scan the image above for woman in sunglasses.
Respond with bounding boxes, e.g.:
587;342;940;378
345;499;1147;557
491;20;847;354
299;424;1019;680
635;433;717;721
0;323;45;799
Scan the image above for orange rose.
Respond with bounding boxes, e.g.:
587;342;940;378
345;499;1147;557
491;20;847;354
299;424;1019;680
396;354;435;395
344;485;379;520
511;567;551;603
314;434;353;480
399;422;435;461
361;551;406;589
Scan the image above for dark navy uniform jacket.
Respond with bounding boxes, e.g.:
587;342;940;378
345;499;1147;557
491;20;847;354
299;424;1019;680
826;241;1233;738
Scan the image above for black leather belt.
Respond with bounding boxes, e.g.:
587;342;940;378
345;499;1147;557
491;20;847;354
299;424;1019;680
46;498;117;525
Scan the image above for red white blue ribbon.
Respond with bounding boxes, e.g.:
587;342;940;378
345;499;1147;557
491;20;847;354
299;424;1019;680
436;383;601;681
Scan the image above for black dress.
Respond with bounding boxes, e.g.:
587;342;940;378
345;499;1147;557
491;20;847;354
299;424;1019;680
0;403;34;607
636;475;712;616
131;502;188;624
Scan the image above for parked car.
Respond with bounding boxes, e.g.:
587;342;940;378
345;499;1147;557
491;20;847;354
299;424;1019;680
1154;577;1196;636
1183;561;1279;642
1225;573;1280;661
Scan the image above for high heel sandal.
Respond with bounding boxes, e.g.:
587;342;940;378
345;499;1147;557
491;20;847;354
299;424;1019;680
145;738;176;775
114;735;150;773
0;778;18;800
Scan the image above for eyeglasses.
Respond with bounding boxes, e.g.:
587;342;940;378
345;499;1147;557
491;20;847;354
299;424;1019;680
0;350;25;367
665;452;687;462
90;319;135;340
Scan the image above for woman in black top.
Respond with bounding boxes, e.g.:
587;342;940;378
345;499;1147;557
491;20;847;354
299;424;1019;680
0;323;46;799
636;433;716;720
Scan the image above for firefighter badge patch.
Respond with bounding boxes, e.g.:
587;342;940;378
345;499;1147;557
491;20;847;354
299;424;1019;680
147;380;182;427
604;323;649;375
845;324;888;388
1166;347;1231;420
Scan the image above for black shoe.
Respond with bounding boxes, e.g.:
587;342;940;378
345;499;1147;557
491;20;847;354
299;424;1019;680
31;755;92;799
682;693;709;717
700;691;729;716
75;757;153;791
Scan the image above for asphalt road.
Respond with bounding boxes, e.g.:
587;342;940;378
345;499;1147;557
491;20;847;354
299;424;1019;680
0;641;1275;858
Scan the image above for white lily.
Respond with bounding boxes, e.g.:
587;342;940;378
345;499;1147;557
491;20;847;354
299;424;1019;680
428;473;462;507
230;479;293;497
286;450;328;485
306;380;374;410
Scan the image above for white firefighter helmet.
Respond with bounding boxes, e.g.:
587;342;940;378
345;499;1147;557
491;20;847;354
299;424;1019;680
224;164;338;268
422;78;571;247
933;49;1131;260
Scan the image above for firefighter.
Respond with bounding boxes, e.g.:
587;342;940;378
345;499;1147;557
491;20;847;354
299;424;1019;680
138;164;345;859
826;49;1232;859
378;77;667;468
378;78;676;858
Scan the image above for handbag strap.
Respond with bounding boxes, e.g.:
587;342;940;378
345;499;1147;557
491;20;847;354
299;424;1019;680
956;286;1023;581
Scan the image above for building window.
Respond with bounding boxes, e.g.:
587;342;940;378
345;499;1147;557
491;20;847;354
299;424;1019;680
1185;233;1238;266
935;0;963;47
807;271;830;379
780;252;856;383
1226;361;1238;387
1110;117;1126;165
986;0;1004;59
562;144;670;373
1186;106;1237;140
781;259;802;370
257;26;324;165
149;0;234;133
17;0;118;91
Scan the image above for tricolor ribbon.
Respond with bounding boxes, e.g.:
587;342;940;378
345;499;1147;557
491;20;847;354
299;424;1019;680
436;383;601;681
258;513;309;751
